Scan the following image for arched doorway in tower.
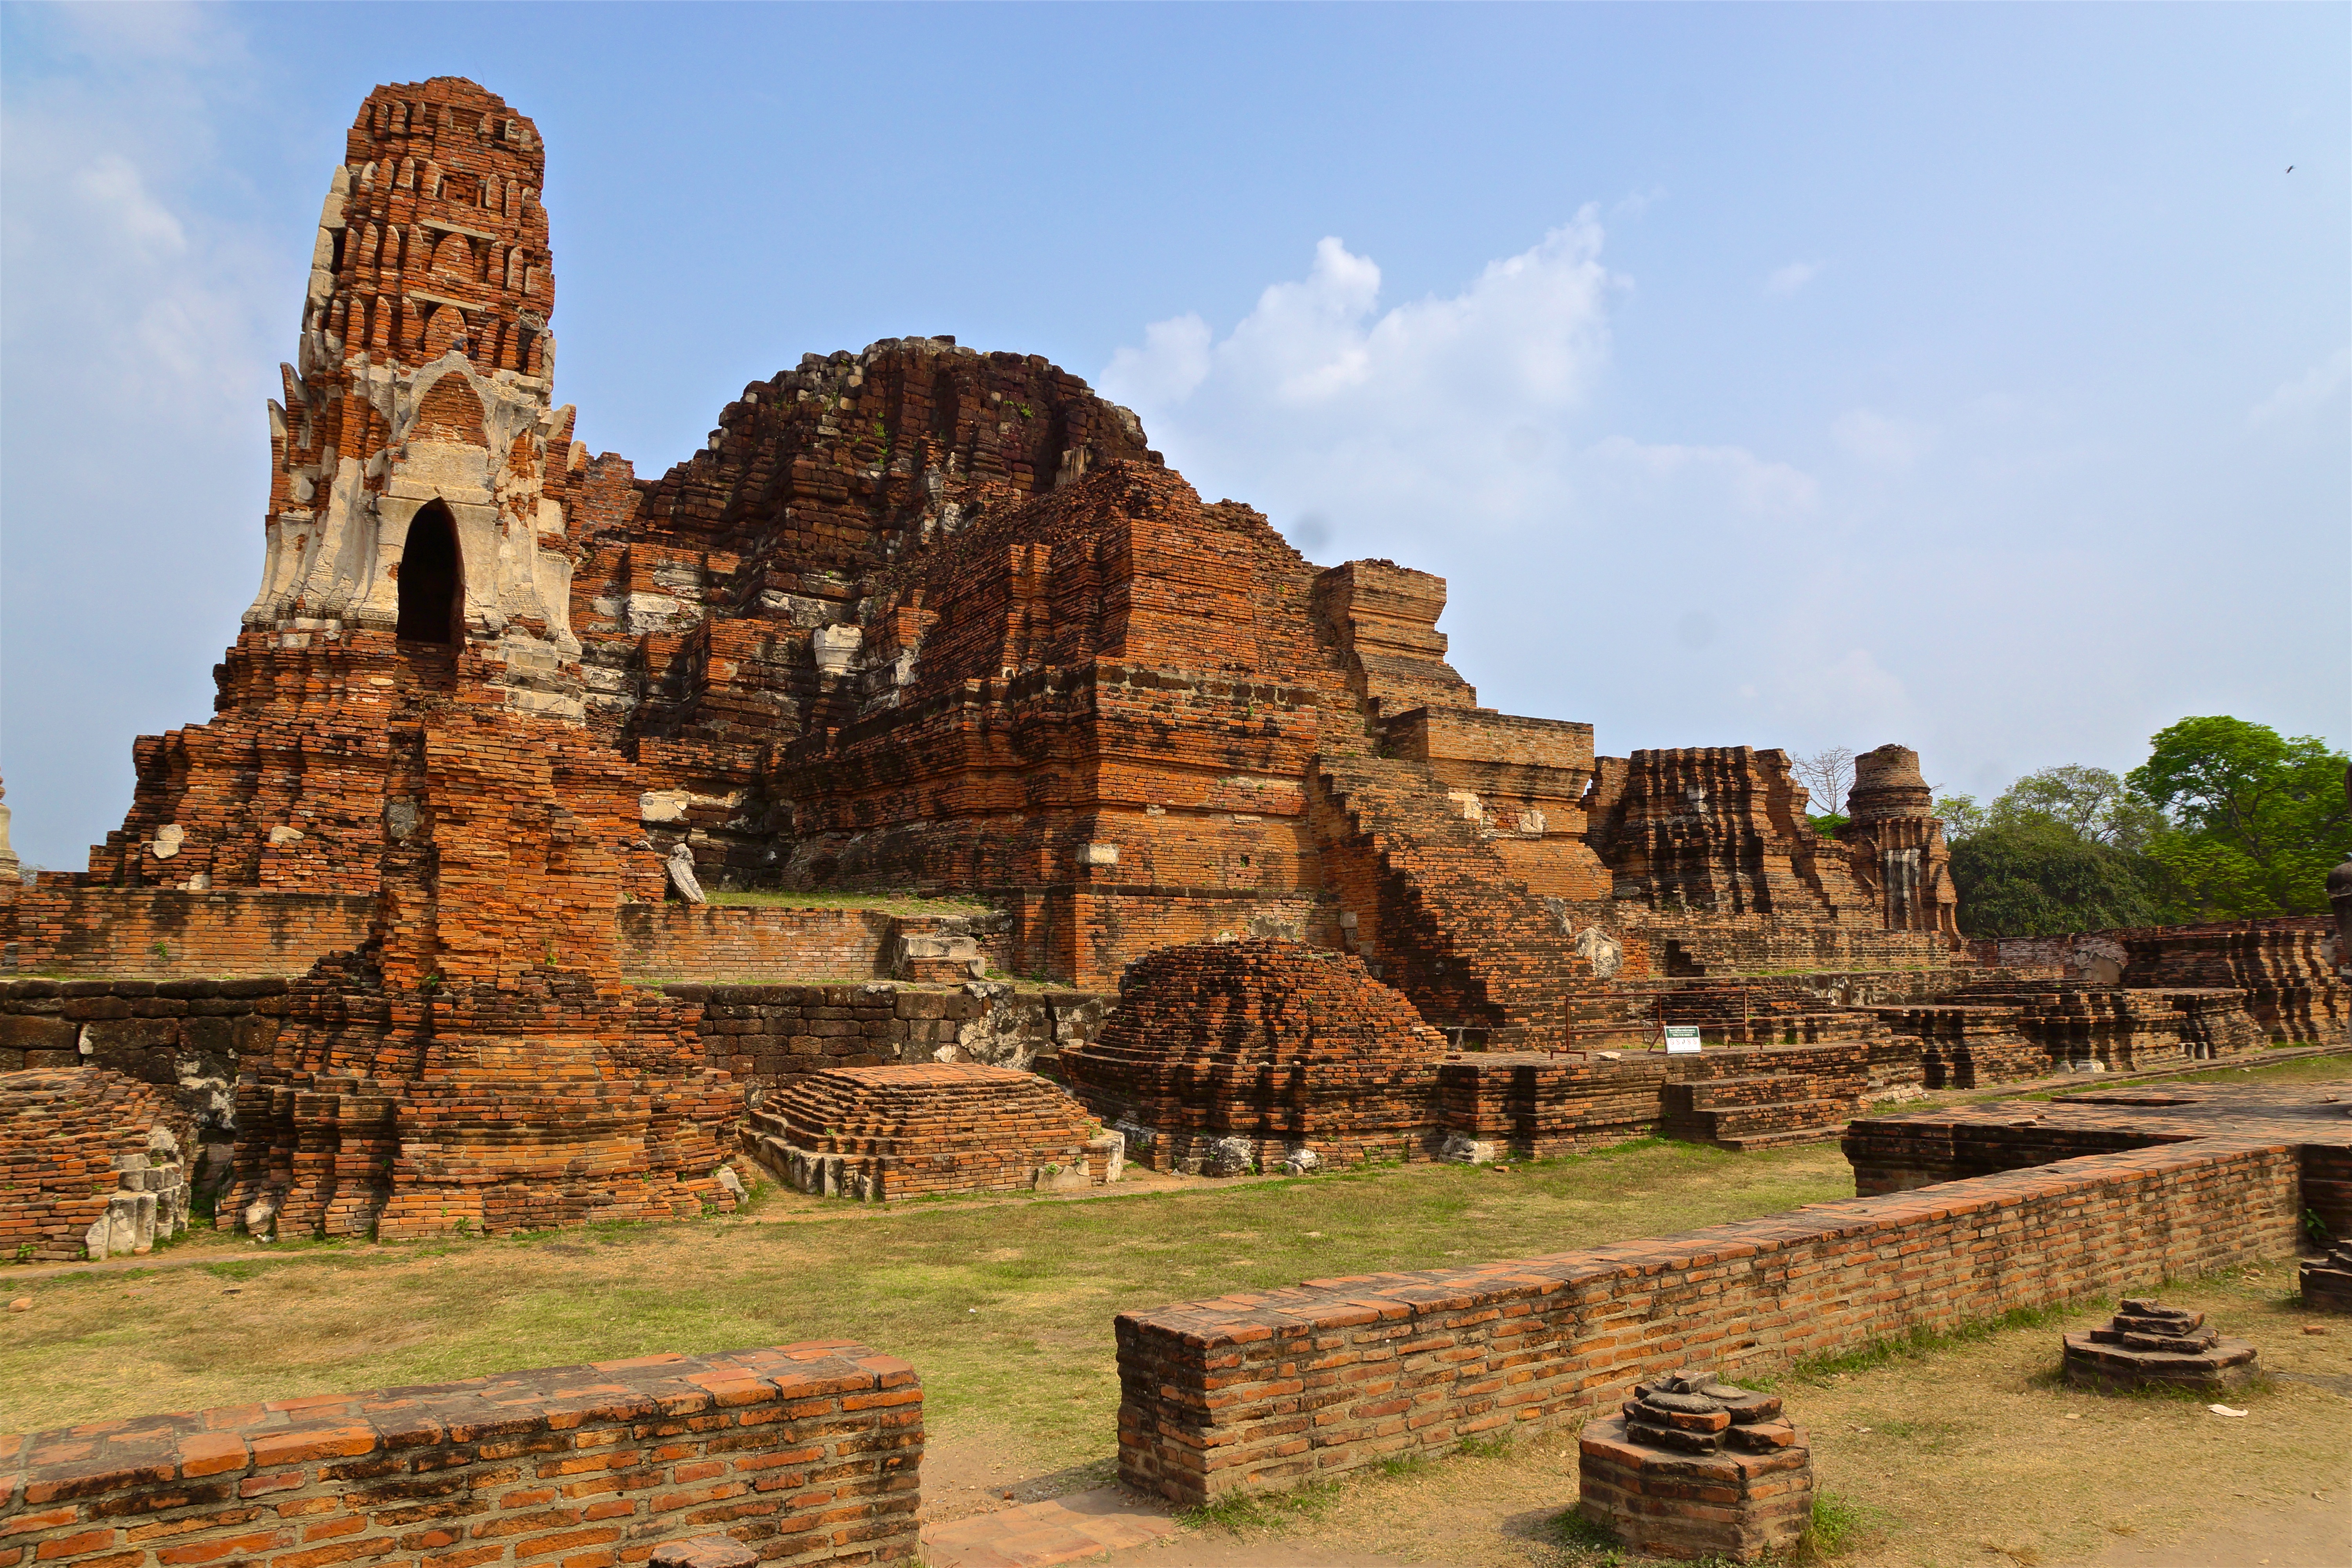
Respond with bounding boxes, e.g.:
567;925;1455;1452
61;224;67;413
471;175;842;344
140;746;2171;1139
395;501;463;644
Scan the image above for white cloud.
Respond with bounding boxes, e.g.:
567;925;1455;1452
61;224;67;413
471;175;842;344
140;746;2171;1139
1764;260;1820;296
1109;218;1613;431
2247;346;2351;428
1103;313;1211;405
0;2;288;869
1831;407;1936;468
1588;435;1819;515
1101;216;1616;555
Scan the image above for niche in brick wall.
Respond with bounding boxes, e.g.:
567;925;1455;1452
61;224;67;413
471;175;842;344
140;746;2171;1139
396;501;463;644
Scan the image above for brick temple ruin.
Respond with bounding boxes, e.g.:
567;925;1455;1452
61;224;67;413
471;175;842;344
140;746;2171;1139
5;76;2352;1568
0;76;2344;1259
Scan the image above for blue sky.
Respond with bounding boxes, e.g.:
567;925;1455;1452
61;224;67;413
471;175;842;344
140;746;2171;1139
3;2;2345;872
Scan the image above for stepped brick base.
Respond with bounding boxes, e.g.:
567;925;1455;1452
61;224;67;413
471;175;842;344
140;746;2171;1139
2302;1243;2352;1311
745;1063;1116;1200
1061;940;1447;1172
1578;1400;1812;1563
2061;1298;2257;1393
1661;1074;1862;1151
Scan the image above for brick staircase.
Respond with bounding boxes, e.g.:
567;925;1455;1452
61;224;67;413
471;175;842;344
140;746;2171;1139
1660;1073;1865;1151
1312;752;1579;1047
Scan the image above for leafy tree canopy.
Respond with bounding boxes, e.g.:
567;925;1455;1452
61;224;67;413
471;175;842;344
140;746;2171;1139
1989;764;2168;852
2125;717;2350;919
1948;814;2166;937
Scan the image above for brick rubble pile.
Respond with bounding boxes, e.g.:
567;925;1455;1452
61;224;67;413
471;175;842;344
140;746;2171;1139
1061;940;1447;1172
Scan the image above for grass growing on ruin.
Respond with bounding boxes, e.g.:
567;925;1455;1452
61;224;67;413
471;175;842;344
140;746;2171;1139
0;1138;1851;1456
699;887;996;916
2167;1050;2352;1087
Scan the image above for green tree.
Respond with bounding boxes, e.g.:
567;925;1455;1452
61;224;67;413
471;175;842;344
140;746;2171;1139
2125;717;2351;919
1934;791;1987;840
1990;764;2168;852
1948;815;2167;936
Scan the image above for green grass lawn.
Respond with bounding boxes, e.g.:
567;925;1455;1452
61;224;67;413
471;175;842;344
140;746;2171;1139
0;1139;1853;1466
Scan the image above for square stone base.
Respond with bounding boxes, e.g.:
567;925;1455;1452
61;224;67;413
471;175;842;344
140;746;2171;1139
1577;1414;1813;1563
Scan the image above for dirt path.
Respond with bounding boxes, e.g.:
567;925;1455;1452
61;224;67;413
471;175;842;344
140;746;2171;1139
2071;1490;2351;1567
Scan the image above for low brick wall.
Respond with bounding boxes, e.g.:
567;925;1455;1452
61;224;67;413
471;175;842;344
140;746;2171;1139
0;1343;922;1568
9;887;371;977
0;978;281;1083
1111;1137;2303;1503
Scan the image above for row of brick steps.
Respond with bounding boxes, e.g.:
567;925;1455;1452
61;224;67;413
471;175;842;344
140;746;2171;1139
1660;1075;1866;1151
1312;752;1580;1045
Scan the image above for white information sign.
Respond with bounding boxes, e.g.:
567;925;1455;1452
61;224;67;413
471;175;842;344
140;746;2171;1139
1664;1025;1702;1055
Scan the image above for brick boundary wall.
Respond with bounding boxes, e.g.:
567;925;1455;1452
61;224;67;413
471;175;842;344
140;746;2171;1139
1111;1137;2305;1504
0;1343;921;1568
9;890;373;978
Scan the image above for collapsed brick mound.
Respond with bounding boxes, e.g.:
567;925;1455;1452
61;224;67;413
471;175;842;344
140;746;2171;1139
1578;1368;1813;1563
2061;1297;2258;1393
743;1063;1116;1201
1;1068;196;1262
2303;1242;2352;1312
1060;940;1448;1174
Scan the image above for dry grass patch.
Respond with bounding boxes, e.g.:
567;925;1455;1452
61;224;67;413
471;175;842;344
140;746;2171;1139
0;1138;1851;1459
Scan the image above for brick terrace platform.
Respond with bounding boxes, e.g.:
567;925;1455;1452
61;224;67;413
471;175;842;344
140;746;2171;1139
744;1063;1118;1201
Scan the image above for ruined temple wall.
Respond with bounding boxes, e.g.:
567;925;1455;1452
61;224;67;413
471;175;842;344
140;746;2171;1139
1976;918;2343;1044
0;977;278;1149
0;1067;201;1263
1583;747;1881;924
1309;560;1478;720
681;980;1108;1097
1383;707;1612;901
618;905;907;982
12;888;374;976
1615;913;1960;978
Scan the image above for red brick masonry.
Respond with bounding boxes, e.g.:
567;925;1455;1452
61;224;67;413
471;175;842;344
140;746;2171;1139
1111;1136;2305;1503
0;1343;920;1568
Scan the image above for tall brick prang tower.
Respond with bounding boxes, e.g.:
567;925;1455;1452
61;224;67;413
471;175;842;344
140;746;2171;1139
86;78;600;896
169;80;742;1240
